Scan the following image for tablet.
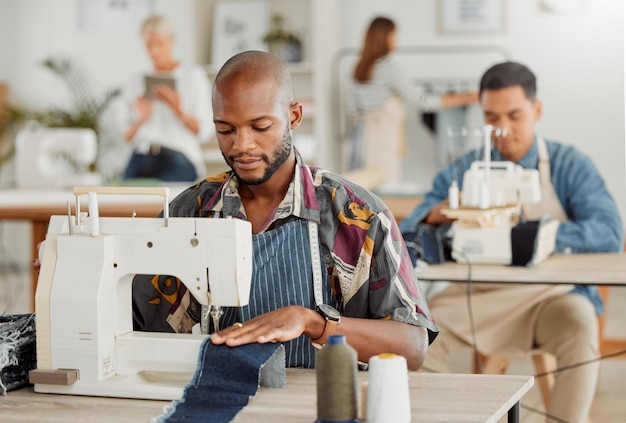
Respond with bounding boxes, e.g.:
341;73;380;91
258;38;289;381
144;74;176;100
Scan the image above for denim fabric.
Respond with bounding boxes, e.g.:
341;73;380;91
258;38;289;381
155;339;284;423
123;148;197;182
0;314;36;394
399;136;624;315
402;223;452;266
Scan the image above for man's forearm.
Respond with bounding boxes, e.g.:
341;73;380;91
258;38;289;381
335;317;429;370
424;200;455;225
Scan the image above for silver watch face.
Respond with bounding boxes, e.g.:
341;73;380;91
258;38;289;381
318;304;341;321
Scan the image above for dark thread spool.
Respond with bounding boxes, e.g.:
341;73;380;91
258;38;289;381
315;335;359;423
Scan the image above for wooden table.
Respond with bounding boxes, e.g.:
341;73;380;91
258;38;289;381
0;369;533;423
417;252;626;355
417;253;626;286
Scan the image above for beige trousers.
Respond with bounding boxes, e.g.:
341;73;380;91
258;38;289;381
423;293;599;423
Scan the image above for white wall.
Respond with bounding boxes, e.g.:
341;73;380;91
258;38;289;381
0;1;17;82
2;0;197;108
0;0;624;256
337;0;626;225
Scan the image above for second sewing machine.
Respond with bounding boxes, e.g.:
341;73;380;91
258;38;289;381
443;125;558;266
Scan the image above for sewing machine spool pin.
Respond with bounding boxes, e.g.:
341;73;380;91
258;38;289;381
73;185;171;227
88;192;100;236
66;202;74;236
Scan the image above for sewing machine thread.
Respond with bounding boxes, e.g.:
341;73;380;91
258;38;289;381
315;335;359;423
448;180;459;209
366;353;411;423
88;192;99;236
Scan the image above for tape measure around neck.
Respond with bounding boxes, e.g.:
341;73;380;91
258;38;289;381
308;220;324;307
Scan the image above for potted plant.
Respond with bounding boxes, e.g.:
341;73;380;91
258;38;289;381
2;56;121;173
263;14;303;63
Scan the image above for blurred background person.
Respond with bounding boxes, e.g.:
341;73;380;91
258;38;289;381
345;16;478;186
121;14;213;183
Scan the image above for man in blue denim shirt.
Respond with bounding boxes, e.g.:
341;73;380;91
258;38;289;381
400;61;623;423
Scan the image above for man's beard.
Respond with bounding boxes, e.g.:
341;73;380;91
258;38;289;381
223;126;293;186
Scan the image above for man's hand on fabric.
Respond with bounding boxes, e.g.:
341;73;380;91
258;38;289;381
210;306;322;346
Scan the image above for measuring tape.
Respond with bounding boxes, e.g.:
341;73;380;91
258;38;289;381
308;220;324;307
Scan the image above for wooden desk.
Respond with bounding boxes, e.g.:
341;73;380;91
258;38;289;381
417;253;626;355
236;370;532;423
417;253;626;286
0;370;533;423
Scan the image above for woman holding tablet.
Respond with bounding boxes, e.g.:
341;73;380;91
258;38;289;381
121;15;214;182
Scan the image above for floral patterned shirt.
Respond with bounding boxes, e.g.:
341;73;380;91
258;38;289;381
164;151;438;342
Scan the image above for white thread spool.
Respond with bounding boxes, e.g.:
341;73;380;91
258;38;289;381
88;192;99;236
366;353;411;423
448;180;459;209
479;181;490;209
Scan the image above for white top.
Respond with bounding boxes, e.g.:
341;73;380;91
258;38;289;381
124;63;215;178
345;55;442;117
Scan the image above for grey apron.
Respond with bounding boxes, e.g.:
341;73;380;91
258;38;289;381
522;136;568;223
218;219;337;368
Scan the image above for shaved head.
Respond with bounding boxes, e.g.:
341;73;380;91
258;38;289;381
213;50;294;110
211;50;303;188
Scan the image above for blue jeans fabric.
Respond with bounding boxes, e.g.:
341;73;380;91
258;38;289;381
155;339;283;423
0;314;36;394
123;146;197;182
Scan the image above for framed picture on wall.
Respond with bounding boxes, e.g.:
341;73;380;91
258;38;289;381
438;0;506;34
211;0;269;67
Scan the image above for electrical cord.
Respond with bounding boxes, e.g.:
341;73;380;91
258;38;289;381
451;248;484;374
527;346;626;421
532;348;626;379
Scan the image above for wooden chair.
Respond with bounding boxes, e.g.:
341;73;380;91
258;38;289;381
474;286;610;419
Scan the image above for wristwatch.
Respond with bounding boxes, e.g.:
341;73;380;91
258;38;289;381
310;304;341;349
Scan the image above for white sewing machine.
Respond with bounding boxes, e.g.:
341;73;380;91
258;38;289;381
15;127;103;189
30;186;253;400
442;125;558;265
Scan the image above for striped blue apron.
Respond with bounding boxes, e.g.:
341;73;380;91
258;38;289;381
217;220;337;368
